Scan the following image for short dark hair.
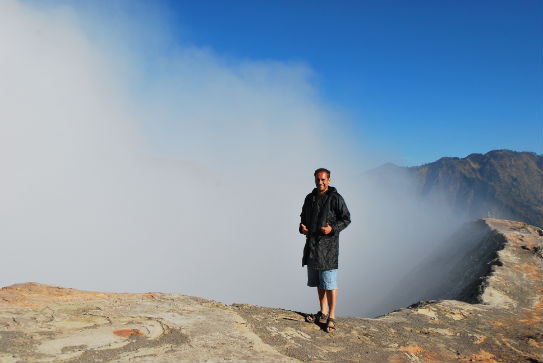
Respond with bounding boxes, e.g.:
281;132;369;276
314;168;331;178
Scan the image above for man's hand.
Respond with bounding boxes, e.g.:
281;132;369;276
300;224;309;235
321;223;332;235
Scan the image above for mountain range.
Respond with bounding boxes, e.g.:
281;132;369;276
370;149;543;227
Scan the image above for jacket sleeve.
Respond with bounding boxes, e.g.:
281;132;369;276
330;194;351;235
299;195;309;234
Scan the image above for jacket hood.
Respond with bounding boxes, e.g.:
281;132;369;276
311;186;337;195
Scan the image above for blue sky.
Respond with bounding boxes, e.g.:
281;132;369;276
27;0;542;166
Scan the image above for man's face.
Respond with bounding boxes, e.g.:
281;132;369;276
315;171;330;193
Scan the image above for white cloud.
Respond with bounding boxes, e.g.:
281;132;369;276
1;0;464;317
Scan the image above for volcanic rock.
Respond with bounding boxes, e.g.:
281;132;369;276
0;218;541;362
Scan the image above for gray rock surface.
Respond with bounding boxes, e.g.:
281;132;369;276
1;218;541;362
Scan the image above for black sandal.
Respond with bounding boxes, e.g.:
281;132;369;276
305;311;328;324
326;317;336;333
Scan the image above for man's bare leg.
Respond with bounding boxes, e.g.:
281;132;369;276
325;289;337;318
317;287;328;315
325;289;337;332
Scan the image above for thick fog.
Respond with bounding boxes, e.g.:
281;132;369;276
1;1;465;317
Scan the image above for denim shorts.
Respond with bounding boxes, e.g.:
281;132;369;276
307;267;338;290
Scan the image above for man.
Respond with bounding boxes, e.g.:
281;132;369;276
299;168;351;333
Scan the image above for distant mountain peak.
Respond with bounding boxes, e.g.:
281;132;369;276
370;149;543;227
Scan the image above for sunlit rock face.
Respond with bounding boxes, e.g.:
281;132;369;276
0;218;541;362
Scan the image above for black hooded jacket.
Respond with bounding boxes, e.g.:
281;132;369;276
299;186;351;270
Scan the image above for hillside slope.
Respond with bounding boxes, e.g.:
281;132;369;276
370;150;543;227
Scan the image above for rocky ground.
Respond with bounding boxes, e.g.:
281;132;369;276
0;218;541;362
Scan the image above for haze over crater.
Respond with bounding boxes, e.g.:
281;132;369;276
2;0;467;317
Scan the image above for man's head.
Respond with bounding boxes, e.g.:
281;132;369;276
314;168;331;194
